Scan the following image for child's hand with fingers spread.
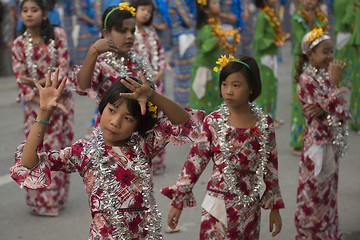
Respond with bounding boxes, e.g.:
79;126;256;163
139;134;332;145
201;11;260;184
330;60;346;87
120;72;154;115
34;68;68;114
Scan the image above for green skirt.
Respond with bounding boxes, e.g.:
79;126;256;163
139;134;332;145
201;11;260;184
255;64;278;119
290;55;305;149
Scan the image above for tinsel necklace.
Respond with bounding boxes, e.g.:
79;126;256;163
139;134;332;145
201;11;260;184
218;102;269;207
135;27;160;74
303;63;348;157
103;50;154;82
23;31;56;79
88;128;162;239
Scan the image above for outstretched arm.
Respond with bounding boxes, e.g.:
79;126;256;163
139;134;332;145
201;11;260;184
120;72;189;125
22;69;67;169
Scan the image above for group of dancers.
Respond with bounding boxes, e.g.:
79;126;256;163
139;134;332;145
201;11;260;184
5;0;360;239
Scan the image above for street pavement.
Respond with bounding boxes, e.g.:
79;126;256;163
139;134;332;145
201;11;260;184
0;42;359;240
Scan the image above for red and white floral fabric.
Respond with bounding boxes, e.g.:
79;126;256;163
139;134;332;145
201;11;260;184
10;109;204;239
295;71;351;239
11;27;74;216
161;110;284;239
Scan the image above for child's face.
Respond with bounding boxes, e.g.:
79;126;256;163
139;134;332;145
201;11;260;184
136;5;153;25
207;0;221;16
308;39;333;70
20;1;46;29
100;102;138;146
221;71;251;108
103;18;136;55
302;0;318;11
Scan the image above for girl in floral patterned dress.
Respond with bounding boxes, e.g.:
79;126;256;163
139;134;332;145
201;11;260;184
294;28;351;240
11;0;74;216
162;55;284;239
131;0;167;174
70;3;154;131
10;70;205;239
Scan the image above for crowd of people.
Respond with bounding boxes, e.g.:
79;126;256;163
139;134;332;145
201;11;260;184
1;0;359;239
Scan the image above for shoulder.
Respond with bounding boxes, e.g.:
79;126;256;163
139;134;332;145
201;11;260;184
257;11;268;19
292;13;304;24
12;35;24;49
53;27;66;37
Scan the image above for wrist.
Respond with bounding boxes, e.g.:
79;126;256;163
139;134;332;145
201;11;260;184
37;109;52;121
90;45;100;56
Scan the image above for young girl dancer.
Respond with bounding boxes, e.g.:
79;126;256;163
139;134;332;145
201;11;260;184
131;0;167;174
162;55;284;239
10;70;205;239
11;0;74;216
294;28;351;239
252;0;289;122
290;0;328;154
189;0;223;114
70;3;154;125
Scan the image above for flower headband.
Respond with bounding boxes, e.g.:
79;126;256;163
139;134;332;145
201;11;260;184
197;0;207;6
104;3;136;29
213;55;250;72
301;28;331;54
147;101;158;119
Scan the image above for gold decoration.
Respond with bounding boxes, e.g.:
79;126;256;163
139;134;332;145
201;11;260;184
197;0;207;6
298;8;328;32
208;17;241;54
213;54;235;72
262;6;286;46
147;101;158;119
119;2;136;16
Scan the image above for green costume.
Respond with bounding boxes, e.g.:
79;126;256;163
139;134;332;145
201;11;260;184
334;0;360;130
252;10;279;119
348;0;360;131
189;24;222;114
290;10;327;149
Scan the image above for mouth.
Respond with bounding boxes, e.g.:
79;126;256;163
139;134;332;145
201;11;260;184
106;128;116;135
224;98;233;103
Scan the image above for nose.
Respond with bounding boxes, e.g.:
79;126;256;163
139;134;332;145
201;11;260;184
225;86;233;95
110;115;122;128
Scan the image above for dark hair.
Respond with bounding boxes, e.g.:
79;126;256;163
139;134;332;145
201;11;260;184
20;0;55;44
102;6;135;31
98;77;157;135
254;0;265;9
196;2;209;29
130;0;155;27
295;54;309;83
219;56;262;102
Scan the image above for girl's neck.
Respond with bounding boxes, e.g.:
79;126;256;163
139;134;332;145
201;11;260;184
136;23;145;33
26;27;41;38
227;103;256;128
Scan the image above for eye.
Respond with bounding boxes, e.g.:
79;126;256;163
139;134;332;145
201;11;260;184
108;106;115;113
221;82;227;87
125;116;134;122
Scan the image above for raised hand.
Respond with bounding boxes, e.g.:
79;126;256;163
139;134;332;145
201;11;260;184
330;60;346;87
91;38;119;55
33;68;68;114
120;72;154;115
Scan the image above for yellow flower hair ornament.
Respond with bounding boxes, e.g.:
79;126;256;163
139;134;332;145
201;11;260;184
301;28;331;54
197;0;207;6
104;2;136;29
213;55;250;72
147;101;158;119
118;2;136;16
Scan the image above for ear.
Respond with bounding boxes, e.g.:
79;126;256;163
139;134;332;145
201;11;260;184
102;29;110;38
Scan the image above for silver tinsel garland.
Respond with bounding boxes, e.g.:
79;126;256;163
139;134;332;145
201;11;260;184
135;27;160;74
303;63;349;157
103;51;154;82
23;31;56;79
218;102;270;207
87;128;162;239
